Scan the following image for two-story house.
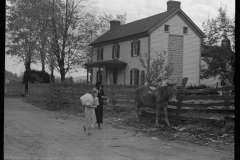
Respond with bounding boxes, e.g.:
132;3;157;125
85;0;206;86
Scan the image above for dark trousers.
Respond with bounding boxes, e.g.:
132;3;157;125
95;104;103;124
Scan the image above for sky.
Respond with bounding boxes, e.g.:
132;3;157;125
5;0;235;78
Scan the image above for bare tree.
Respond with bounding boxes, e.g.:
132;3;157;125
139;49;173;86
48;0;94;81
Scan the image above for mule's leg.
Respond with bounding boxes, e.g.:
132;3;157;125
155;103;161;127
163;103;171;126
135;99;142;122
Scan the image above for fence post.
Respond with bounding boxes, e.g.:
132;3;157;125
13;82;15;93
28;81;30;96
176;77;188;116
223;85;230;109
109;75;116;106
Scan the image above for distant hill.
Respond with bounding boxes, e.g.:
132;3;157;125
73;76;87;82
5;69;21;82
54;75;88;83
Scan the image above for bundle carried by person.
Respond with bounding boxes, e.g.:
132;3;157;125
80;93;94;107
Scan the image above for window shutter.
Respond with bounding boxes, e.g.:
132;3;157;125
117;44;120;58
112;45;114;59
97;49;99;61
130;70;132;85
141;70;145;85
136;70;140;85
137;40;140;56
96;71;98;82
101;48;103;60
131;42;133;57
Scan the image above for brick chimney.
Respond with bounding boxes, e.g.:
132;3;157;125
167;0;181;11
110;20;120;30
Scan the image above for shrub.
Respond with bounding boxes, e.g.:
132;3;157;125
22;70;50;84
185;84;219;95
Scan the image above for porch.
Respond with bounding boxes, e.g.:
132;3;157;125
84;59;127;85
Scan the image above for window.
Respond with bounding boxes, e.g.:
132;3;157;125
130;69;139;85
164;25;169;32
97;48;103;61
112;44;120;59
183;27;188;34
131;40;140;57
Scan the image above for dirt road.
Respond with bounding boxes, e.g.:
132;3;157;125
4;98;234;160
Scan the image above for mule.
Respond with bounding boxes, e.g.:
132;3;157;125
135;82;178;127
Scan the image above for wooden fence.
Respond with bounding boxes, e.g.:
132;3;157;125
51;84;138;107
51;84;234;115
28;83;52;97
5;82;234;115
5;83;25;94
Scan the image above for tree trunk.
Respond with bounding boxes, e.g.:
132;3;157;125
49;67;55;83
60;68;65;82
41;59;45;72
24;58;31;94
25;59;31;73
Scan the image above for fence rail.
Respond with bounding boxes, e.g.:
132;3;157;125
28;83;52;97
5;83;235;115
178;86;234;94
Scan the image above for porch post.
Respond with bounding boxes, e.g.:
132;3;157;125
124;66;126;85
102;67;105;85
106;67;108;85
90;67;93;85
98;66;101;82
86;66;89;84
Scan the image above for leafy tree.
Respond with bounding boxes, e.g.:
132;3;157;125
139;50;173;86
6;0;40;74
201;4;235;85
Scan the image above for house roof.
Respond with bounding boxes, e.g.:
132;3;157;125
84;59;127;68
90;9;206;46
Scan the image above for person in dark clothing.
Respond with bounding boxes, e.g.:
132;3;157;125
95;82;105;129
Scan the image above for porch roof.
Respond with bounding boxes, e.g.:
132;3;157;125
84;59;127;68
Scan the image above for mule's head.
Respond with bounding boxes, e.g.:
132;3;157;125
166;82;178;102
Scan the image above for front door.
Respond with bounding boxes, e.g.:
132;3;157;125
168;35;183;84
96;70;103;83
113;68;118;85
